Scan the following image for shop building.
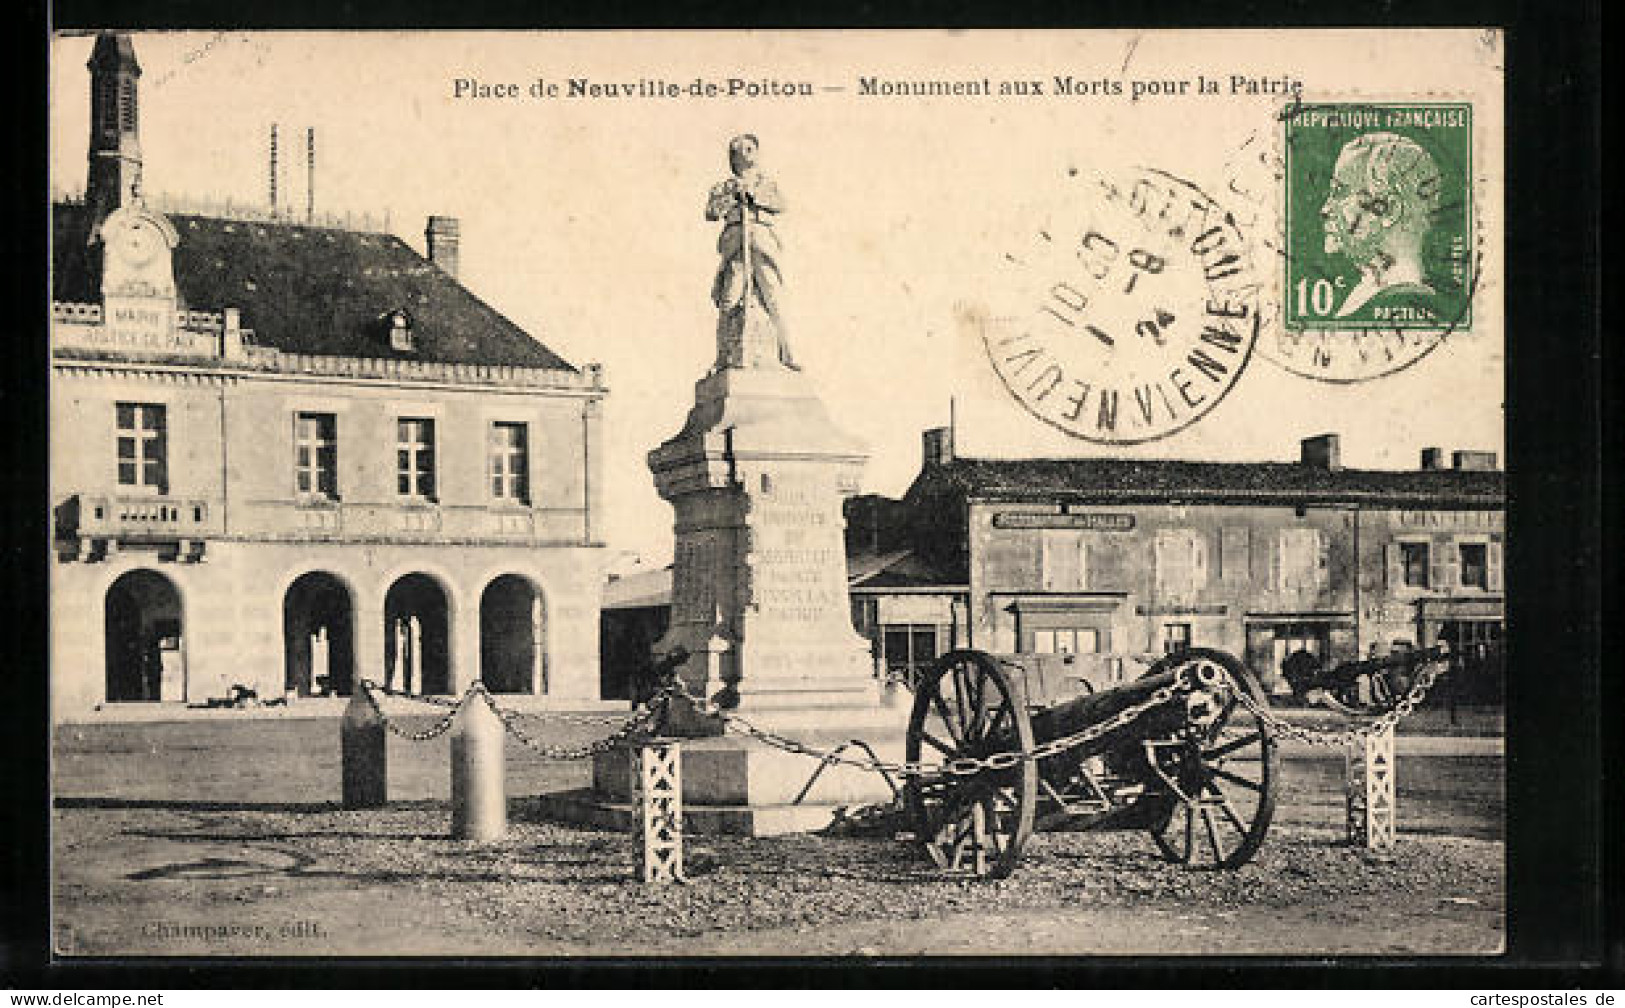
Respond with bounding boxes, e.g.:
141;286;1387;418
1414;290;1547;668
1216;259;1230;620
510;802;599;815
878;428;1504;696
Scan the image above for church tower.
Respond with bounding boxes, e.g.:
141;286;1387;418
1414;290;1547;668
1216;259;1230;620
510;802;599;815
85;31;143;234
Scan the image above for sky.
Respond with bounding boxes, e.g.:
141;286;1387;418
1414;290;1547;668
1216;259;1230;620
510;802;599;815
50;30;1504;564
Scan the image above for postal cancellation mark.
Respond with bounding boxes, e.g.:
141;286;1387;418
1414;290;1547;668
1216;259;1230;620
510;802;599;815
980;168;1261;446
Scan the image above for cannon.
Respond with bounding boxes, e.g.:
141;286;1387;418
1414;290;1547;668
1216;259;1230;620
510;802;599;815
1282;641;1454;714
902;647;1278;879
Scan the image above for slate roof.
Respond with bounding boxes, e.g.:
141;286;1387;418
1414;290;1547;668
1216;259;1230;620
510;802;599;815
602;567;674;611
848;550;966;590
51;202;575;370
931;456;1504;507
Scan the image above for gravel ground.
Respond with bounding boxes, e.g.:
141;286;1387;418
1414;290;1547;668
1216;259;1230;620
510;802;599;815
50;714;1504;957
52;802;1502;957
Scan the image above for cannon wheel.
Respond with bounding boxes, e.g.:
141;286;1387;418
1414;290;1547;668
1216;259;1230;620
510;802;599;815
1144;648;1278;869
904;650;1038;879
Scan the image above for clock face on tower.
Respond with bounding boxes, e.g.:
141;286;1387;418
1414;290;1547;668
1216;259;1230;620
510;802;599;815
109;217;160;267
98;209;176;300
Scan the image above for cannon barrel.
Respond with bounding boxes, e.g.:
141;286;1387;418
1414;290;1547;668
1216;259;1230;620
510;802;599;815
1292;641;1452;696
1024;662;1216;760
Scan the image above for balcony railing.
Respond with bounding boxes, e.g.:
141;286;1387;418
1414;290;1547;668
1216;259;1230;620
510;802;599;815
67;494;219;540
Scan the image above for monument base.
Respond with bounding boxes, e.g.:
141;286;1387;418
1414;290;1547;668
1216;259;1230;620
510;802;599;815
538;704;911;837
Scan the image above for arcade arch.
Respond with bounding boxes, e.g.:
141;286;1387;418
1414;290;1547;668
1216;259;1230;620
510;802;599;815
283;571;355;696
104;568;183;703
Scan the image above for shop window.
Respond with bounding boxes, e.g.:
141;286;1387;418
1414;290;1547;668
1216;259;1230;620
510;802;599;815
881;624;941;687
1032;628;1101;655
115;402;167;492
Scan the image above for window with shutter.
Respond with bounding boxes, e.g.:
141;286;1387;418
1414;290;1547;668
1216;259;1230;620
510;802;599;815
1385;543;1404;589
1155;529;1202;599
1400;541;1431;588
1041;530;1084;591
1221;526;1250;585
1458;542;1489;590
1430;545;1452;591
1277;528;1322;591
1486;541;1503;592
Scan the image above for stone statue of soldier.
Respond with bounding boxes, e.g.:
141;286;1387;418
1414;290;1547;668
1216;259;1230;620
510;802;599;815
706;134;798;370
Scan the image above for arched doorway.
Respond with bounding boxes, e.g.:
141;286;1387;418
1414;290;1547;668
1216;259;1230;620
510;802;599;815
480;574;543;694
383;573;450;695
283;572;355;697
104;569;183;703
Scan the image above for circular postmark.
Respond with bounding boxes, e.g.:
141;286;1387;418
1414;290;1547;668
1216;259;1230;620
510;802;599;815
1222;99;1480;383
977;167;1261;445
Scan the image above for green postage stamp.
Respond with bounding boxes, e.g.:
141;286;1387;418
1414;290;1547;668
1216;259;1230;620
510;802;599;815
1283;102;1473;331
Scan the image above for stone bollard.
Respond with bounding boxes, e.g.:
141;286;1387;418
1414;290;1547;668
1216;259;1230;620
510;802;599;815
631;739;685;884
451;691;507;842
340;689;388;809
1345;725;1397;849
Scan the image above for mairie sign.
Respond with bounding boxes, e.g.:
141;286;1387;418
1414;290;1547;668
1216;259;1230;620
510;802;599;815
992;512;1136;531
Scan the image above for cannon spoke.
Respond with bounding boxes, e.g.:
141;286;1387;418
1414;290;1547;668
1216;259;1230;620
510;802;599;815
1208;763;1264;793
1144;649;1280;870
906;650;1037;880
1204;729;1263;761
1203;693;1240;744
916;728;956;757
929;690;963;744
1201;805;1225;863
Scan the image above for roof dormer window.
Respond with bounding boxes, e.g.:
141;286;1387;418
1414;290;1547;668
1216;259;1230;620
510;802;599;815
387;310;415;352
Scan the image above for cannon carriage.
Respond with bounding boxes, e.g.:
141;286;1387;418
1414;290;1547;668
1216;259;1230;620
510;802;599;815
902;647;1279;879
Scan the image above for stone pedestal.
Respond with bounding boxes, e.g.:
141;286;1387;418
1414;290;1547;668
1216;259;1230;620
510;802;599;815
648;366;879;710
580;364;904;834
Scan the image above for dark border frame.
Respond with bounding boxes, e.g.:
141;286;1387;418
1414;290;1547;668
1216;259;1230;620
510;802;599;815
7;0;1607;988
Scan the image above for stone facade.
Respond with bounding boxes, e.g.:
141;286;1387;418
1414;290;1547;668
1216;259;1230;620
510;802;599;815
50;347;607;715
51;33;607;718
876;428;1505;697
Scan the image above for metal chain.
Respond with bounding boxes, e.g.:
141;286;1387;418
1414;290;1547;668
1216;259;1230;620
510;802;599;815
718;682;1181;779
367;684;641;724
356;679;675;756
356;679;477;741
479;689;671;760
1227;658;1450;747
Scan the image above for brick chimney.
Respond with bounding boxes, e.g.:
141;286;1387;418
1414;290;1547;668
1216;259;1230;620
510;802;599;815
1420;447;1446;470
1300;433;1341;470
923;427;954;467
1452;450;1498;471
425;215;460;277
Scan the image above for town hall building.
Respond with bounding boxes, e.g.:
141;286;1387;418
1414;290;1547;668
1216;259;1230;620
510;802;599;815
51;33;608;716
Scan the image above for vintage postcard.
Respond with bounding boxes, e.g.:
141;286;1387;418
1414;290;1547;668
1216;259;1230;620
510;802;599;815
48;29;1507;958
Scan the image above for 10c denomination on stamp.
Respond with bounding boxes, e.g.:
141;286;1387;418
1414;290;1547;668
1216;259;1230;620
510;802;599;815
979;168;1261;445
